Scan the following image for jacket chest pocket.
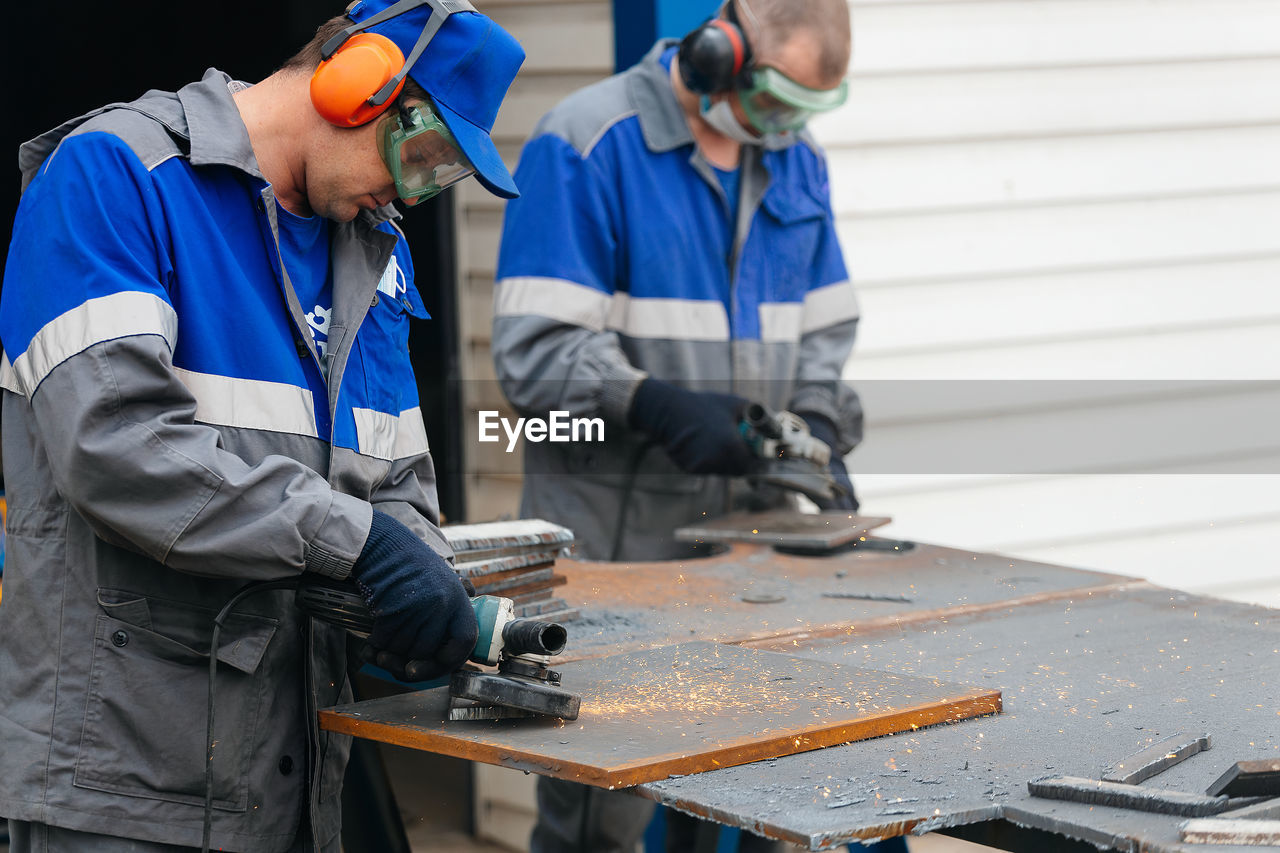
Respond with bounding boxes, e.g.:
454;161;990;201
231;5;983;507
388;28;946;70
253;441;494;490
756;190;828;304
74;597;278;812
350;290;426;416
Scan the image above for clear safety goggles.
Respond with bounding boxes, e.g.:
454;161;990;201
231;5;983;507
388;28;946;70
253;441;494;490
377;99;475;205
738;66;849;134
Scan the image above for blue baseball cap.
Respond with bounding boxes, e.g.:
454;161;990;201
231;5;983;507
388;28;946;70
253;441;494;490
346;0;525;198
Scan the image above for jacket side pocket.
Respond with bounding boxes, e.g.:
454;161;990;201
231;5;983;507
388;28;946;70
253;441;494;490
73;608;276;811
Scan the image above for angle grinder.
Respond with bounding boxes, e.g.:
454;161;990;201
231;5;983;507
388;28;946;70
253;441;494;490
739;402;848;504
295;577;581;720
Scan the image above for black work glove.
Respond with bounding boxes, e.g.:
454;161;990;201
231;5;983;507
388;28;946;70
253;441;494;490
350;510;478;682
628;378;758;475
800;413;859;511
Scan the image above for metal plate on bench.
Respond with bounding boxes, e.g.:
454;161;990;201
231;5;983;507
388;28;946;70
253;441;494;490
675;511;893;549
320;640;999;790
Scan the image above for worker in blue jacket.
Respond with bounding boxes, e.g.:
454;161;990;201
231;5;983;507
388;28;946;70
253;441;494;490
493;0;862;567
0;2;522;851
493;1;869;850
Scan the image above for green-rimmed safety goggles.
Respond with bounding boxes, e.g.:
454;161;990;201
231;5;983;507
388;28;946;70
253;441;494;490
377;99;475;205
739;66;849;134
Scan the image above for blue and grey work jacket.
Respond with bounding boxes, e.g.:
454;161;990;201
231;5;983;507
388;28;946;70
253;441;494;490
493;42;863;560
0;70;448;851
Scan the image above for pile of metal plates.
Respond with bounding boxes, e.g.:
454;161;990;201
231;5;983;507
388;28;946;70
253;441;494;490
442;519;577;621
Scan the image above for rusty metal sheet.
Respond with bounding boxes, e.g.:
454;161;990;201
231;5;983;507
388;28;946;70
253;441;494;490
675;510;892;549
483;573;567;600
320;641;1000;790
470;566;555;593
558;540;1138;663
454;550;564;579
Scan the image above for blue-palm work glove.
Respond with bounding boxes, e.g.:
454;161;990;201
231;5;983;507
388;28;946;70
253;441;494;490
800;413;859;511
628;378;758;476
350;510;478;682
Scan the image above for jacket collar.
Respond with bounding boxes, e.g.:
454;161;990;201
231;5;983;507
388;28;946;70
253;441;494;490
627;40;695;154
18;68;262;190
175;69;263;177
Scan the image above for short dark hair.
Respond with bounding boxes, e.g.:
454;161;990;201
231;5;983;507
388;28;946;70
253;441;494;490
280;14;429;103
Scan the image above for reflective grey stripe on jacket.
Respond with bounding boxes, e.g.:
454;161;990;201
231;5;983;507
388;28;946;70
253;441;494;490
0;71;448;851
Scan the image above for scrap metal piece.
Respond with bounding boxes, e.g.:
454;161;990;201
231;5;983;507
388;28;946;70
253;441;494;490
453;550;564;578
1102;732;1212;784
1028;776;1229;817
480;574;567;601
822;592;914;603
513;597;571;618
471;567;555;593
1219;798;1280;820
674;510;892;549
450;670;581;721
742;589;786;604
443;518;575;562
529;608;581;623
1208;760;1280;797
1180;818;1280;845
510;588;554;605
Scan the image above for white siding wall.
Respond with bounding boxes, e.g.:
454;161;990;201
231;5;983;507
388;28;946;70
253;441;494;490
455;0;615;522
810;0;1280;608
455;0;1280;609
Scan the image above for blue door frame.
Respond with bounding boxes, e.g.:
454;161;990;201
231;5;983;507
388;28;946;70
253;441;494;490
612;0;720;72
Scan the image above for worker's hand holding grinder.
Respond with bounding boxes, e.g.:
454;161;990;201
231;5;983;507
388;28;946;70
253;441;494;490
628;378;859;511
349;510;479;681
628;378;758;475
799;413;858;512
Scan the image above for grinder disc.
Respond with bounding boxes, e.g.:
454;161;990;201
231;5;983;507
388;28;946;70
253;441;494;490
450;670;582;721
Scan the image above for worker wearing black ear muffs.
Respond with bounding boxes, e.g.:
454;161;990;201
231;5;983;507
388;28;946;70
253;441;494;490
0;2;524;851
492;1;868;851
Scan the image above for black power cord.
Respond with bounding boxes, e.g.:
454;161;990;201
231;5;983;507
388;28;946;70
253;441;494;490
609;440;656;561
203;578;301;853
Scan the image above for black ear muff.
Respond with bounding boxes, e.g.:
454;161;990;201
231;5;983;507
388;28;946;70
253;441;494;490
678;14;752;95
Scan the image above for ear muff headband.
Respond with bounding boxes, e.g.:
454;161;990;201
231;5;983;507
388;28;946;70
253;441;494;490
310;0;477;127
677;0;755;95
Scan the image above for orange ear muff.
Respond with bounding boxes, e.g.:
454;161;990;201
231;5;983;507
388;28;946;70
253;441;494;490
310;32;407;127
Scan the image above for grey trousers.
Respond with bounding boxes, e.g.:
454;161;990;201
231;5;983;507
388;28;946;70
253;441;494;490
529;776;783;853
6;820;340;853
530;777;656;853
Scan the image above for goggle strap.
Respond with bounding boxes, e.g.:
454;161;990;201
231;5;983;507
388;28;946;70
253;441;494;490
324;0;431;59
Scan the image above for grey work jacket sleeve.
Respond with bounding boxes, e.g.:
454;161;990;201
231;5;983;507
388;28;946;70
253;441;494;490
29;335;371;581
368;442;454;563
491;312;646;426
787;170;864;456
791;315;864;456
